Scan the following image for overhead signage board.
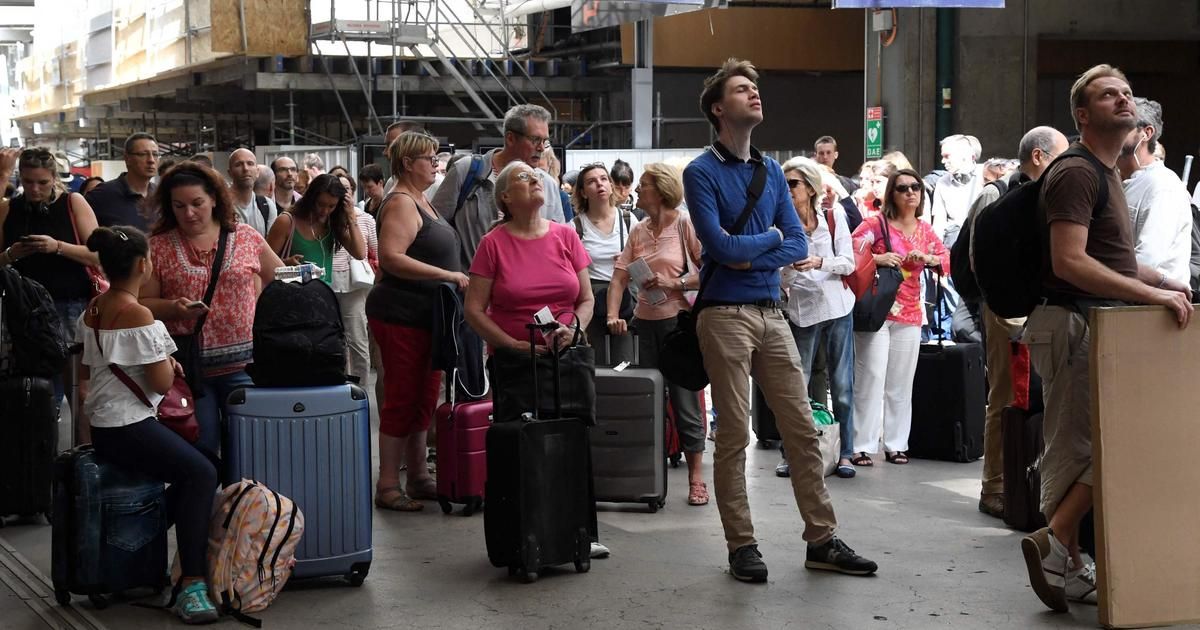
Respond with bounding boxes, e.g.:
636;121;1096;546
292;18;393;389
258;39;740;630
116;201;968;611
834;1;1004;7
572;0;727;33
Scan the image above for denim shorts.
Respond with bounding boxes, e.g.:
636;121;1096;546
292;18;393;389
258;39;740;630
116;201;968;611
56;297;89;344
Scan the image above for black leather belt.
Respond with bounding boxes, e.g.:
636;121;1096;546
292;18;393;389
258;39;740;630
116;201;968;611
702;298;782;310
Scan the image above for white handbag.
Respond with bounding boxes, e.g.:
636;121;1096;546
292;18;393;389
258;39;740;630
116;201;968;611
349;258;376;290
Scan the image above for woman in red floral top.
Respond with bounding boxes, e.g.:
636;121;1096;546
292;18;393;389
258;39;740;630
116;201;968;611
140;163;283;453
850;168;949;467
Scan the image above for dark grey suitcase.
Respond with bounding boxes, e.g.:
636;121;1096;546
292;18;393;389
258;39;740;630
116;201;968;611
591;335;666;512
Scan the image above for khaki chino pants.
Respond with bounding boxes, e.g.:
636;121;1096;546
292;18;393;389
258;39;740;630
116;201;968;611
697;304;837;552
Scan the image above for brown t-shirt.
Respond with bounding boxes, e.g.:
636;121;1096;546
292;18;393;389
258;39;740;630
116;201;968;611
1039;144;1138;298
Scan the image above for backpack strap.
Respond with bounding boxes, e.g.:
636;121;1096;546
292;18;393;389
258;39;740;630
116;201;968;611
454;155;486;213
825;207;837;256
1049;146;1110;220
694;160;767;306
254;196;271;227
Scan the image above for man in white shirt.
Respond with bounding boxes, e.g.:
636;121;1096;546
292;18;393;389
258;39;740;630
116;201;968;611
930;134;985;249
228;148;276;237
1116;97;1193;284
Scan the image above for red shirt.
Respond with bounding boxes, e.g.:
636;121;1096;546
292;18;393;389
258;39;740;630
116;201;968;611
470;221;591;347
150;223;266;376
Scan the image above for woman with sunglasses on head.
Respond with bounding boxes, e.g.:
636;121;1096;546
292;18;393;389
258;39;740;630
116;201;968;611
266;173;366;284
0;147;103;440
367;131;464;512
777;157;858;479
605;163;709;505
849;168;949;467
140;162;284;454
571;162;635;359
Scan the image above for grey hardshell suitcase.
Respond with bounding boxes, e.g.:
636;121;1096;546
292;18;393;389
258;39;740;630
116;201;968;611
225;384;372;585
591;335;666;512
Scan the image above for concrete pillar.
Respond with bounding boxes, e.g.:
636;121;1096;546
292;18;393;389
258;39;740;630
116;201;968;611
631;19;653;150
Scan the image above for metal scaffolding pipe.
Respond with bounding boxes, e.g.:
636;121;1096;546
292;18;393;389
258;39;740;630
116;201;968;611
476;0;571;19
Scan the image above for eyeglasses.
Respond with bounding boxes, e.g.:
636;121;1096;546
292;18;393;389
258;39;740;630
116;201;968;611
408;155;438;166
786;179;805;190
512;131;549;147
514;171;535;183
893;184;922;194
127;151;161;160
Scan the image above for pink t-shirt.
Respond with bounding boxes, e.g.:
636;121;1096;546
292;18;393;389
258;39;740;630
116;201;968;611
614;213;703;321
851;214;949;327
470;221;592;346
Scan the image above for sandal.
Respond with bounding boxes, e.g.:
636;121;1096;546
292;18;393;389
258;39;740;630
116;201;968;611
406;477;438;501
851;452;873;467
375;487;423;512
835;462;856;478
687;481;709;506
885;451;909;465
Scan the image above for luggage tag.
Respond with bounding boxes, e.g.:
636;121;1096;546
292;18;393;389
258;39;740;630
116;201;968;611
613;361;630;372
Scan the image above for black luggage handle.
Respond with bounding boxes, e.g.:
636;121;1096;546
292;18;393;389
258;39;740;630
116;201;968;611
602;326;640;367
525;322;563;420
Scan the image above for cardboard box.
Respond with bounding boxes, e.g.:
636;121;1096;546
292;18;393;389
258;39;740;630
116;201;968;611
1091;305;1200;628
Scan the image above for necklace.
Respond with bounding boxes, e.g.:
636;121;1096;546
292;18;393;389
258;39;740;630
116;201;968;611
305;218;330;271
112;287;138;300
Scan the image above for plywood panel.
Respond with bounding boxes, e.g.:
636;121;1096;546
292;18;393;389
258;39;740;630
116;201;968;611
1090;306;1200;628
620;8;863;72
211;0;308;57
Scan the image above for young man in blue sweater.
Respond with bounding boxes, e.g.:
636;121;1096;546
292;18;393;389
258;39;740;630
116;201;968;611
684;58;878;583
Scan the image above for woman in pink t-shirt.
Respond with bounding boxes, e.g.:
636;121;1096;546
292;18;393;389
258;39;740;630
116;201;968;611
850;168;949;467
466;161;593;355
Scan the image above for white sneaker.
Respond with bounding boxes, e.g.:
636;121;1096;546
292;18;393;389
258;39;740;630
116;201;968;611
589;542;611;559
1065;561;1098;605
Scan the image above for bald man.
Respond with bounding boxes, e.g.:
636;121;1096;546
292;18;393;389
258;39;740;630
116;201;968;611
229;148;277;236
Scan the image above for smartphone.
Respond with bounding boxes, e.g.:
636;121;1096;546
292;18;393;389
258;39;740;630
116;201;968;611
18;235;36;242
186;300;207;309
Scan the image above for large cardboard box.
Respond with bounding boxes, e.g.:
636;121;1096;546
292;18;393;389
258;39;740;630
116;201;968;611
1091;306;1200;628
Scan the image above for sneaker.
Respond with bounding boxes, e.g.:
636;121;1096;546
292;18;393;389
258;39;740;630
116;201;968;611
1065;561;1098;605
978;493;1005;519
589;542;611;559
728;544;768;583
805;537;878;576
1020;527;1070;612
774;460;790;477
172;581;218;625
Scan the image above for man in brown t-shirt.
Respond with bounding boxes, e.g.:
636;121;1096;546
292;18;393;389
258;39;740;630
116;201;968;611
1020;65;1193;614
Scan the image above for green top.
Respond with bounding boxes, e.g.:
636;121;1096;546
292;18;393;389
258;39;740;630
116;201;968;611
288;227;334;285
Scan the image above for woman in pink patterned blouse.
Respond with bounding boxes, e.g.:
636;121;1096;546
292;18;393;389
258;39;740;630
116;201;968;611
849;168;949;467
140;162;283;453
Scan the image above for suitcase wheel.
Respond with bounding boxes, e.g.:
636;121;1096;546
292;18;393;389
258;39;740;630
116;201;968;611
757;439;778;450
348;571;366;587
521;570;538;584
646;500;659;513
438;498;453;515
574;528;590;574
461;497;482;517
88;594;108;610
574;557;590;573
668;454;681;468
54;589;70;606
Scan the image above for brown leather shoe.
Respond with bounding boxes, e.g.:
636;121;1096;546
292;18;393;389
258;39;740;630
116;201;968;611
978;492;1005;518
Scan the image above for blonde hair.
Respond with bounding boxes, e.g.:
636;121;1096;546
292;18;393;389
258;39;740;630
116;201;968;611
1069;64;1130;130
386;131;439;179
639;162;684;209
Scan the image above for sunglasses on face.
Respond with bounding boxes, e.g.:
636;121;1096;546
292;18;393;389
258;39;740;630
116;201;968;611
893;184;922;194
787;179;805;190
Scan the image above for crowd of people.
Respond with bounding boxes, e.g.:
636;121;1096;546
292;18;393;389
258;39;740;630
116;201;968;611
1;56;1195;622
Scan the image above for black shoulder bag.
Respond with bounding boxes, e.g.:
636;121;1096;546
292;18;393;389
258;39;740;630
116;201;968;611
172;229;229;397
658;161;767;391
851;215;905;332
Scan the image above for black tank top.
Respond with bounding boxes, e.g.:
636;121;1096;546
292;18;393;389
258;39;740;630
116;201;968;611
3;192;92;300
365;192;461;327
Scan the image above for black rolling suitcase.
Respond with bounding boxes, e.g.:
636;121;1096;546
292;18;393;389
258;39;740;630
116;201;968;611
0;375;57;523
484;323;595;583
908;274;985;462
1002;406;1048;532
751;381;781;448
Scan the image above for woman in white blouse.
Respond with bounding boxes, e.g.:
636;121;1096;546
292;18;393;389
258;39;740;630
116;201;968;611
780;157;858;479
331;175;379;387
571;163;635;357
78;226;218;624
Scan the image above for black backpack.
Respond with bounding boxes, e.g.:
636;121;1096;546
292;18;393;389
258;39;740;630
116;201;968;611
0;267;68;377
973;147;1108;318
245;279;347;387
950;178;1009;303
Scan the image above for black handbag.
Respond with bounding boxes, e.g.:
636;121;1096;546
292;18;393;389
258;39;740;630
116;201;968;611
492;318;596;425
851;215;904;333
658;160;767;392
171;229;229;396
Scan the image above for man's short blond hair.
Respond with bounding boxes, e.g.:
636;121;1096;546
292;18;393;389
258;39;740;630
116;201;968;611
1069;64;1130;130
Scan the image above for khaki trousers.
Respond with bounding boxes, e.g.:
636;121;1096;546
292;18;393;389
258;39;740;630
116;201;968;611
697;305;837;552
980;305;1026;495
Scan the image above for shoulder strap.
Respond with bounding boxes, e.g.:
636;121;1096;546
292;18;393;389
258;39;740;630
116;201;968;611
572;214;584;239
825;207;837;256
695;160;767;303
619;210;632;250
879;214;895;253
455;155;485;212
66;193;82;245
1049;146;1110;219
277;211;294;258
89;297;154;408
677;217;689;273
255;196;270;225
193;229;229;334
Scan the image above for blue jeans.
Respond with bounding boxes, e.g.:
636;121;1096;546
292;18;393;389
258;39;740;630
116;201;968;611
53;297;89;406
790;312;855;460
194;370;252;455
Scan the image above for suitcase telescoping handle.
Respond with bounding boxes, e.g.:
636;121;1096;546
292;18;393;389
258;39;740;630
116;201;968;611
527;322;562;420
602;327;640;367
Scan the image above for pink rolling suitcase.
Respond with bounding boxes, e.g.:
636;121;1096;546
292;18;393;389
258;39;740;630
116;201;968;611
435;372;490;516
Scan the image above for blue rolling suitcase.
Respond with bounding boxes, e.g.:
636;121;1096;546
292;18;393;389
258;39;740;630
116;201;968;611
51;445;169;608
225;384;372;585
